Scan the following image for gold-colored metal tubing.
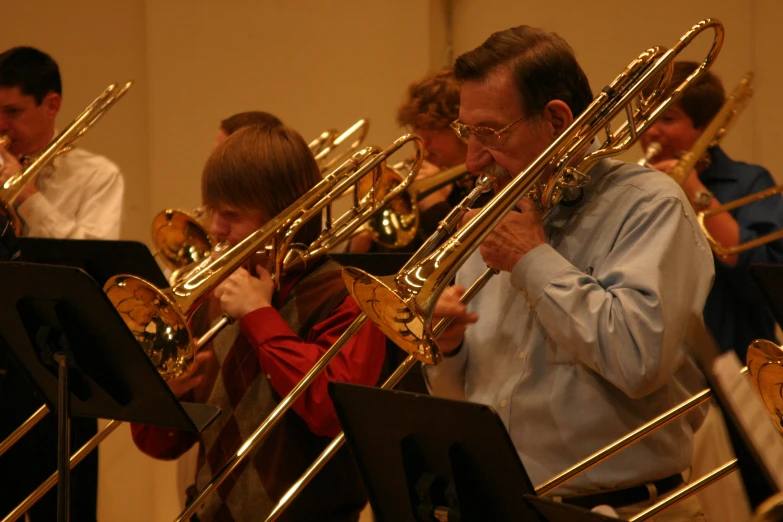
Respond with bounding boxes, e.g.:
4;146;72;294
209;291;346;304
175;315;369;521
537;366;748;496
628;459;738;522
0;405;49;458
1;419;121;522
698;185;783;257
535;388;712;496
264;354;418;522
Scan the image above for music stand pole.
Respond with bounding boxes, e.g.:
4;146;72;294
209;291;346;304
55;352;71;522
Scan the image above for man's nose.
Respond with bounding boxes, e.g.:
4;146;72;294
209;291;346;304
208;215;228;239
465;137;492;174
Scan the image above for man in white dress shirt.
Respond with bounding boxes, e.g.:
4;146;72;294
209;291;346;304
0;46;124;239
0;46;124;522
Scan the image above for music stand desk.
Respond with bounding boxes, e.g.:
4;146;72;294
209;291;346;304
0;262;219;519
329;382;614;522
17;237;169;289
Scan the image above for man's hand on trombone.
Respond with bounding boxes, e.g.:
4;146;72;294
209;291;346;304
461;198;545;273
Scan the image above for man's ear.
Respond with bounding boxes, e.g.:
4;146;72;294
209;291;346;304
42;92;61;118
541;100;574;138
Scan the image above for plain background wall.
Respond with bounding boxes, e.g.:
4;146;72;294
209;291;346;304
1;1;781;520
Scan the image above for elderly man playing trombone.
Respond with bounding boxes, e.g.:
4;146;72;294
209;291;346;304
424;26;714;521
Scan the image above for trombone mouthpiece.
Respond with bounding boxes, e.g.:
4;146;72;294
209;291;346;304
638;142;662;166
0;135;9;149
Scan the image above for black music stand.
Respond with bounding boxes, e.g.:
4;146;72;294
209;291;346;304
0;262;219;522
17;237;169;288
329;382;617;522
687;315;783;509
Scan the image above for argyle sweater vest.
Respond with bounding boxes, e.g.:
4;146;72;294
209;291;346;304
192;258;366;522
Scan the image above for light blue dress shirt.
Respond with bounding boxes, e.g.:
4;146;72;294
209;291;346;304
424;158;715;495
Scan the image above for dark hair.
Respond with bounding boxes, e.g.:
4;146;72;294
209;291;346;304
397;67;460;129
454;26;593;119
668;61;725;129
0;46;62;104
202;124;321;244
219;111;283;135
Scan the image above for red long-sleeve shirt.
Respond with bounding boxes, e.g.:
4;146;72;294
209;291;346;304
131;291;386;459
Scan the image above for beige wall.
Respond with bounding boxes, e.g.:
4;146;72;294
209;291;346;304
144;0;432;220
2;1;782;521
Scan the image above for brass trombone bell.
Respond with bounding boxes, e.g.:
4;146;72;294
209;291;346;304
151;207;213;277
697;185;783;257
747;339;783;433
358;162;471;249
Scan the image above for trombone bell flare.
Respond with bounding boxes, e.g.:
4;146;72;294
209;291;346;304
342;250;445;365
151;208;213;271
104;274;194;379
747;339;783;434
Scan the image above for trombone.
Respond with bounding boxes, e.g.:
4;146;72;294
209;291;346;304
344;18;723;365
106;133;424;381
312;118;370;173
0;81;132;235
252;18;725;521
682;73;783;258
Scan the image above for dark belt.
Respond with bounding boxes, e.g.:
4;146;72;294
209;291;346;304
561;473;684;510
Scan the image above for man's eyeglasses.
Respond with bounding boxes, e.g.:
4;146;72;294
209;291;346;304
450;115;526;150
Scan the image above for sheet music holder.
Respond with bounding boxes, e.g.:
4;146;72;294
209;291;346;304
750;263;783;329
17;237;169;289
687;315;783;509
329;382;613;522
0;263;219;520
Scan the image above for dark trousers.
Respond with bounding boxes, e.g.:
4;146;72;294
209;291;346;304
0;355;98;522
